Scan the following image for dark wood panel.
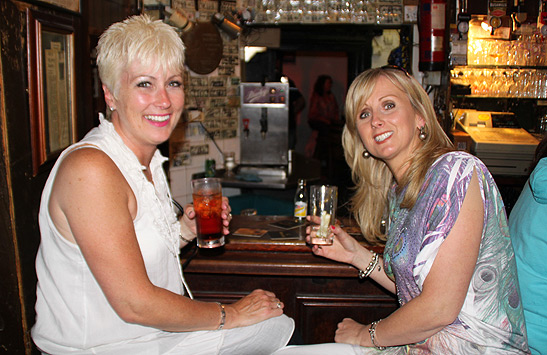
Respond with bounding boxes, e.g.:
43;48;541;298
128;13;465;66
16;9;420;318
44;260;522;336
183;217;398;346
185;273;306;321
185;250;359;277
0;2;35;353
184;272;398;344
296;295;398;344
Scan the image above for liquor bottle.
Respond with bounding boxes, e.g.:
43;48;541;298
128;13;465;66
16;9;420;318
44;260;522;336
294;179;308;220
205;159;216;177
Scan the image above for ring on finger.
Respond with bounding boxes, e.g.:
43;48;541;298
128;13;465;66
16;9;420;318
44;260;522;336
276;301;282;309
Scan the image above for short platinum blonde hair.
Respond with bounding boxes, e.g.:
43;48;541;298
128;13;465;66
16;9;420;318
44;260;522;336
96;14;185;98
342;67;453;244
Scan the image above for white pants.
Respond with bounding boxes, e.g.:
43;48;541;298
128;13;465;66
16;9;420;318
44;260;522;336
274;343;367;355
39;315;295;355
166;314;295;355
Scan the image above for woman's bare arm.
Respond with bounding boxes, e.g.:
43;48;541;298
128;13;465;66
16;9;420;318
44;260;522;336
334;170;484;346
309;222;396;293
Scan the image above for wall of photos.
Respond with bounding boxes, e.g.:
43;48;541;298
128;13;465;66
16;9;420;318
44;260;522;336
167;0;242;204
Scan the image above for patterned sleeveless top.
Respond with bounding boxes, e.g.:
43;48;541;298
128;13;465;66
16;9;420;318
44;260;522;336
382;151;528;354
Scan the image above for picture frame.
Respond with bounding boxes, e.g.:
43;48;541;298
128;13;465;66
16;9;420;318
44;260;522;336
40;0;80;13
27;9;77;175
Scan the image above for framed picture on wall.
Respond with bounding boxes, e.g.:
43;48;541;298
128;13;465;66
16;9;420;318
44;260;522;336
40;0;80;13
27;8;77;175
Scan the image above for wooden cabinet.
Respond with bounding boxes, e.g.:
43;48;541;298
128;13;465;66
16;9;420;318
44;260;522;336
181;216;398;345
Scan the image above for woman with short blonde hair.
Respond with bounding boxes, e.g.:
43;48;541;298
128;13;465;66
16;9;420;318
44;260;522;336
32;15;294;354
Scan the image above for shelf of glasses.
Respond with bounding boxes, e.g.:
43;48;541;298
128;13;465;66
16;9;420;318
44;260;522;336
450;65;547;100
451;95;547;100
452;65;547;70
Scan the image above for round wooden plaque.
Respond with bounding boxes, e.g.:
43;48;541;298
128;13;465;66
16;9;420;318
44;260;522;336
182;22;223;75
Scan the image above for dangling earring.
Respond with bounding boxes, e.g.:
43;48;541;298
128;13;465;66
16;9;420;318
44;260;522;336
362;149;370;158
418;126;427;141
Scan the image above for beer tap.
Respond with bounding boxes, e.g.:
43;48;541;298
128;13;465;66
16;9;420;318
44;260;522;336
260;107;268;139
539;0;547;36
242;118;250;139
457;0;470;39
488;0;506;35
511;0;527;30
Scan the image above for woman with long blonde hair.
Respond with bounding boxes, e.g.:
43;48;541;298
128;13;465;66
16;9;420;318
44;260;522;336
342;66;453;244
276;66;529;354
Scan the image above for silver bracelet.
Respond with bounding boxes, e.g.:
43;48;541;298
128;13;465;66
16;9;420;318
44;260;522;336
368;320;387;350
179;233;193;244
358;251;379;279
216;302;226;330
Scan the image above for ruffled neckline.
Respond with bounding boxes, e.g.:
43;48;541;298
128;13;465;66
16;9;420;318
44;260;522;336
96;114;180;256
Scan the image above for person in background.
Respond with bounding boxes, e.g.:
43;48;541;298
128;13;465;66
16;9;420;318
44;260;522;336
277;66;529;354
305;75;340;172
509;134;547;355
31;15;294;355
284;76;306;150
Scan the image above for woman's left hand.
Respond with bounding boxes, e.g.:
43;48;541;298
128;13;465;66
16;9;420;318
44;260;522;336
220;196;232;235
334;318;368;346
306;220;362;265
179;205;197;243
180;197;232;239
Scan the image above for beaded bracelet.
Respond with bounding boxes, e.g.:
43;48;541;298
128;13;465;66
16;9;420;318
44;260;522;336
368;320;387;350
358;251;379;279
216;302;226;330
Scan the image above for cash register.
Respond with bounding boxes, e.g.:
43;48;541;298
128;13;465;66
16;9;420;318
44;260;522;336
453;109;539;176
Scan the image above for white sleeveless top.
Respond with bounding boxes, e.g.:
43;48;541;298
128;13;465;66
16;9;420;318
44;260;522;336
32;115;193;354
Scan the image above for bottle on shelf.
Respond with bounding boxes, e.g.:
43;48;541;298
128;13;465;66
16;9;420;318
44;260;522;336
294;179;308;221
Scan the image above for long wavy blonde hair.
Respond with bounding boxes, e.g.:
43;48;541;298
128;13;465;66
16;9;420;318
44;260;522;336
342;67;454;244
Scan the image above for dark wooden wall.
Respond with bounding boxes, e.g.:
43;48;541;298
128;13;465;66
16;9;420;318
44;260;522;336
0;3;59;353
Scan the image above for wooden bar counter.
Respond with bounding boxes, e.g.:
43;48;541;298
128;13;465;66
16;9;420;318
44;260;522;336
180;215;398;344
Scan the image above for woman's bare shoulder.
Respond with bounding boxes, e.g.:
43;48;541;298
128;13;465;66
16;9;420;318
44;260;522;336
57;147;122;180
49;147;135;243
52;147;132;205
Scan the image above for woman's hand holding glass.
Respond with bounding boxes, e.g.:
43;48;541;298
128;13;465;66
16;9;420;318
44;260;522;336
306;216;362;265
179;196;232;243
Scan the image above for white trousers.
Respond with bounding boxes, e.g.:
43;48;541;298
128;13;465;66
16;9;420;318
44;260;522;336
274;343;367;355
166;314;295;355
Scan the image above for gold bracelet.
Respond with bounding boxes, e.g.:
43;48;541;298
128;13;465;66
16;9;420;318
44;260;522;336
358;251;379;279
368;320;387;350
216;302;226;330
179;233;193;244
